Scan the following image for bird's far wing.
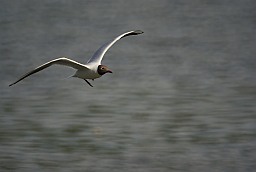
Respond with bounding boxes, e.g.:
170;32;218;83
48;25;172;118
9;57;89;86
87;30;144;65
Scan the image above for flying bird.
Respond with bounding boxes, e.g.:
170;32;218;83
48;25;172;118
9;30;143;87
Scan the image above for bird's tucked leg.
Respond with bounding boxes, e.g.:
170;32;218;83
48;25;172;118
84;79;93;87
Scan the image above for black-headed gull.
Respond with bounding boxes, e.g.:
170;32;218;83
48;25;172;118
9;30;143;87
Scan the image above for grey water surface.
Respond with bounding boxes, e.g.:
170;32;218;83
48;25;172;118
1;0;256;171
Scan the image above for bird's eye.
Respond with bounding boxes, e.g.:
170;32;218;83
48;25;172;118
101;67;105;70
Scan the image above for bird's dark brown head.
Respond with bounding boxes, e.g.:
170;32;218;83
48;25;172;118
97;65;113;75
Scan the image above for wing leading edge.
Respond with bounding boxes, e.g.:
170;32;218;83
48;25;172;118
87;30;143;65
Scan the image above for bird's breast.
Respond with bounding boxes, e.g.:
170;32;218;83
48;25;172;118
74;69;101;80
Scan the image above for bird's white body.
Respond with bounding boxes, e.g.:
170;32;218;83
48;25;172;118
9;30;143;87
73;63;100;79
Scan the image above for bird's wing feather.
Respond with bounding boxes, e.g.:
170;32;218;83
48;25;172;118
87;30;143;64
9;57;89;86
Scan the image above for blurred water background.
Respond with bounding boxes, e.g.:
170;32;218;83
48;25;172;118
1;0;256;171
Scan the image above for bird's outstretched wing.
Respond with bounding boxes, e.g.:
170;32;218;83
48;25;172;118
9;57;89;86
87;30;143;65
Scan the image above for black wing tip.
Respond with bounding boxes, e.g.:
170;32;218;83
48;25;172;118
121;30;144;39
133;30;144;34
9;82;16;87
